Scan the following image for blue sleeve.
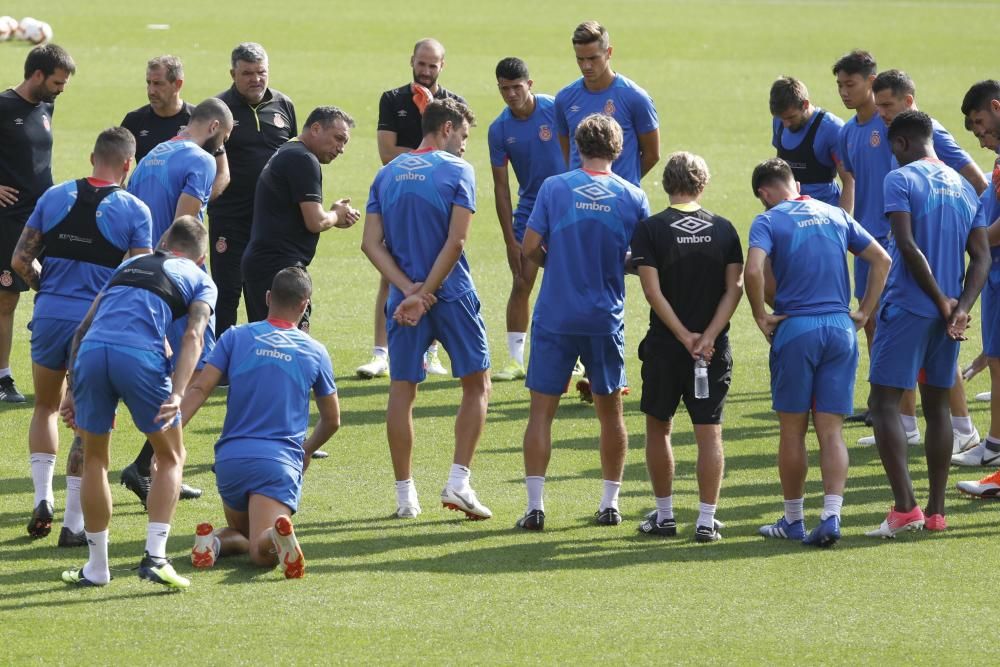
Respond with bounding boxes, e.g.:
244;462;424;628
205;327;234;374
815;114;844;167
970;182;988;229
452;162;476;212
637;190;651;219
974;185;994;228
748;216;773;254
883;170;911;215
191;270;218;312
933;124;973;172
365;174;381;215
487;119;508;168
25;186;57;232
526;179;552;240
313;345;337;397
838;125;853;174
771;118;781;150
845;213;875;254
182;152;216;205
554;91;569;138
630;87;658;134
130;199;153;249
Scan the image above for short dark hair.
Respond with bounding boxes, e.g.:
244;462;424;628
23;43;75;80
572;21;609;49
575;113;623;161
304;106;355;129
872;69;915;97
147;55;184;83
161;215;207;258
751;158;795;195
231;42;267;68
961;80;1000;116
769;77;809;115
93;127;136;165
422;98;475;136
832;49;876;78
496;57;529;81
190;98;234;127
887;109;933;144
270;267;312;308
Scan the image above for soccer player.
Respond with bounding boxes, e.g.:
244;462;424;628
182;268;340;579
631;152;743;543
488;57;566;381
362;98;493;521
554;21;659;188
241;106;360;326
865;111;988;537
358;38;463;379
11;128;152;545
746;158;889;547
515;113;650;530
59;217;216;588
0;43;74;403
210;43;298;339
769;76;853;209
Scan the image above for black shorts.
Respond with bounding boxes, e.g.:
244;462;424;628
0;217;29;292
638;335;732;425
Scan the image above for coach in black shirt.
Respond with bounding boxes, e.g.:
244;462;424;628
241;106;359;328
209;42;297;338
120;56;196;160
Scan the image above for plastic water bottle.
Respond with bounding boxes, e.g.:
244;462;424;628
694;356;709;399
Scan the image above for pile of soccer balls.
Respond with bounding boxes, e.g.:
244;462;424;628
0;16;53;45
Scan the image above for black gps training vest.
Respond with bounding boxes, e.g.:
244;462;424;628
775;110;837;184
106;250;187;320
41;180;125;268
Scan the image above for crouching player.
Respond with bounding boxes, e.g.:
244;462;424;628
181;267;340;578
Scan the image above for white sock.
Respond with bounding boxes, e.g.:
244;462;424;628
697;502;717;529
83;530;110;584
63;476;84;532
30;453;56;506
526;476;545;512
145;522;171;559
900;414;918;433
506;332;526;365
447;464;471;492
395;478;418;507
952;415;974;435
784;497;805;523
655;495;673;522
0;366;10;379
373;346;388;359
601;479;621;511
820;494;843;520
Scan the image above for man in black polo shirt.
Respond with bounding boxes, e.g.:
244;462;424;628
241;106;359;326
0;43;75;403
630;152;744;543
209;42;297;339
356;38;463;380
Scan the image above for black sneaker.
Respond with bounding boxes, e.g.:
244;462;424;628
120;462;151;508
638;509;677;536
595;506;622;526
57;526;87;547
27;500;54;538
694;519;725;543
845;410;870;424
137;552;190;589
515;509;545;531
179;483;202;500
0;375;25;403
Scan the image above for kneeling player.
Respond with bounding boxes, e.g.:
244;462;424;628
181;268;340;578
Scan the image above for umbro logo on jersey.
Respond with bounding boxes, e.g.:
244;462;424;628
396;155;433;182
232;119;240;126
573;182;615;212
255;329;297;362
13;118;23;125
569;105;581;114
397;109;408;117
783;200;816;217
671;216;712;243
506;136;516;145
139;130;149;137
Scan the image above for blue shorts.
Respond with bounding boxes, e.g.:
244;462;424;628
215;454;302;514
769;313;858;414
72;341;176;434
166;313;217;371
854;236;890;300
983;263;1000;358
29;317;79;371
386;291;490;383
513;212;529;244
526;323;626;396
869;303;957;389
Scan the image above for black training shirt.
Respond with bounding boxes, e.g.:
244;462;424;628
0;89;54;222
377;83;465;150
209;85;297;222
630;205;744;344
121;102;196;161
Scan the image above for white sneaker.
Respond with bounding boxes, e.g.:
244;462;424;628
424;348;448;376
975;391;992;402
356;355;389;379
857;429;921;447
191;522;217;569
953;428;981;455
396;501;422;519
441;486;492;520
951;441;1000;467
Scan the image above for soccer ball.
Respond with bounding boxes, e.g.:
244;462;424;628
14;16;38;41
0;16;17;41
28;21;52;44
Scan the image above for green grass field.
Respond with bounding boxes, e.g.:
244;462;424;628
3;0;1000;663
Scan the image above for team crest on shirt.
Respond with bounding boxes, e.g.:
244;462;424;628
215;236;227;254
0;271;12;287
603;99;616;116
870;130;881;147
273;113;286;129
538;125;552;141
42;114;50;131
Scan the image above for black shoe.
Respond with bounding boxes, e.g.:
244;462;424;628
0;375;25;403
27;500;54;538
845;410;870;424
179;483;202;500
310;449;330;460
595;506;622;526
515;509;545;531
638;509;677;536
694;519;724;543
57;526;87;547
120;462;151;509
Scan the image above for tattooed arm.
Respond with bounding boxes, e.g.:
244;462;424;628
10;226;43;291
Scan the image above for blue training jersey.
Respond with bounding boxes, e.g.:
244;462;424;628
27;179;152;321
554;74;658;186
84;253;217;353
883;158;981;318
126;138;216;244
748;196;874;316
771;108;845;206
207;320;336;469
839;113;893;238
366;148;477;303
528;168;650;335
889;119;974;175
488;94;566;223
